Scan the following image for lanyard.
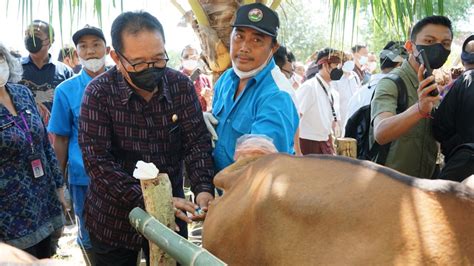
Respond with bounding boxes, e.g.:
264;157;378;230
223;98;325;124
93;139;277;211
7;111;35;154
315;76;338;122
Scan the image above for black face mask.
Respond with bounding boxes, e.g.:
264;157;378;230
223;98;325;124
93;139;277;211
25;36;44;54
330;67;343;81
416;43;450;69
128;67;166;92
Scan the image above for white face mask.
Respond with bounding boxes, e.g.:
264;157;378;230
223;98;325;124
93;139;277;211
79;55;106;73
359;56;368;65
232;51;273;80
342;60;355;72
0;60;9;86
182;59;198;71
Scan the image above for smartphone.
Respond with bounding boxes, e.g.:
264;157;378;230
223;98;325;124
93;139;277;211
417;49;438;96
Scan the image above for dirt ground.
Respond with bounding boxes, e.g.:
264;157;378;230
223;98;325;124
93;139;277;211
52;223;86;265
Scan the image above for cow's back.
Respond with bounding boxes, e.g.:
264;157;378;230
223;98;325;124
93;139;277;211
202;154;474;265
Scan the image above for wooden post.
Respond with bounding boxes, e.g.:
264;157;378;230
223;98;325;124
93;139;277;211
336;137;357;158
140;173;176;266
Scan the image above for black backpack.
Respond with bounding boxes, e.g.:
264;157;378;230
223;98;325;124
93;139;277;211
345;74;408;164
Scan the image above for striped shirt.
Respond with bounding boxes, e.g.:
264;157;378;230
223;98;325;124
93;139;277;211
79;66;215;250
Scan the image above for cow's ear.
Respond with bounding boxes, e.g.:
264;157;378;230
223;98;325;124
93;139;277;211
214;155;263;190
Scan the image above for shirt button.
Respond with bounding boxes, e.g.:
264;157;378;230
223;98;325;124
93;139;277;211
227;119;231;123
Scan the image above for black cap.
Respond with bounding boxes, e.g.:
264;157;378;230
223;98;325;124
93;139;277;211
72;25;106;46
232;3;279;37
462;34;474;52
379;41;408;62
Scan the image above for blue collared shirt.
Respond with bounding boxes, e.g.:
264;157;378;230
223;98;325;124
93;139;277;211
19;55;74;111
48;69;91;185
212;59;299;172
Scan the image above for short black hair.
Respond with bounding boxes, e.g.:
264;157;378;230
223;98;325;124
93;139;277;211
111;11;165;53
410;15;452;41
287;51;296;63
31;19;55;42
181;44;197;58
58;46;75;62
316;47;340;70
273;46;288;69
351;44;366;53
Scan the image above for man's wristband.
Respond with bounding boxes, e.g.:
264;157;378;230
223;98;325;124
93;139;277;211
417;102;433;119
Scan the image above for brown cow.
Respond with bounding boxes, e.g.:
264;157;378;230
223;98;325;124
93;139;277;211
202;154;474;265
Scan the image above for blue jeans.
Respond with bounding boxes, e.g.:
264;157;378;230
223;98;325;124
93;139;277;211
70;184;92;249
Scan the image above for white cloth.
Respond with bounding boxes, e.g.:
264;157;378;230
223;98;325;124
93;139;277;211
296;73;340;141
346;73;387;123
331;71;361;128
271;66;299;111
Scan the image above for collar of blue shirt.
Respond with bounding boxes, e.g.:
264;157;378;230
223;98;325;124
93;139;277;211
230;58;277;86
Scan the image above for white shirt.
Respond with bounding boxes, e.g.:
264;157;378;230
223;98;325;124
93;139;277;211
332;71;361;127
346;73;387;123
271;66;299;111
296;73;340;141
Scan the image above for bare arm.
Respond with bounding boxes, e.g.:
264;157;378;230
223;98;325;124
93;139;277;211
374;65;440;145
53;135;69;178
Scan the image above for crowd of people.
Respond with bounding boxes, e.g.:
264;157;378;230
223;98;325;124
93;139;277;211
1;2;473;266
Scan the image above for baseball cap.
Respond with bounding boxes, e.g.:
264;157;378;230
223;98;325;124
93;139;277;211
72;25;106;46
232;3;279;37
379;41;408;63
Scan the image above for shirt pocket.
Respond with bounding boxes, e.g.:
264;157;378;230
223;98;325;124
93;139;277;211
231;114;252;135
168;123;183;157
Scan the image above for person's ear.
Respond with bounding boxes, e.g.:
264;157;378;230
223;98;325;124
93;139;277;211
271;42;280;54
405;40;414;53
110;50;120;67
105;46;111;55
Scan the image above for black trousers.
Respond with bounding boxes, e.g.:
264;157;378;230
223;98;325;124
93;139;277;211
23;235;52;259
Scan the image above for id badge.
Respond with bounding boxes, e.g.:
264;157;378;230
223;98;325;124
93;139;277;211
28;154;45;178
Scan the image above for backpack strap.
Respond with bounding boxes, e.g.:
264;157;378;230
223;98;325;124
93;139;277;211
384;73;408;114
370;73;409;165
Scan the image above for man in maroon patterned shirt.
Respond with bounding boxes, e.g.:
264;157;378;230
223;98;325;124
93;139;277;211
78;11;215;265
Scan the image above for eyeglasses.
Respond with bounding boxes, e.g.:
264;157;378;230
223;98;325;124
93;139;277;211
117;51;169;72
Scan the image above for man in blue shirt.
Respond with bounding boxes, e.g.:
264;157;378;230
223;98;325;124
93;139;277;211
19;20;74;124
210;3;299;172
48;25;109;264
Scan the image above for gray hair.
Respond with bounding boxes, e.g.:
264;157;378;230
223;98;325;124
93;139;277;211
0;43;23;83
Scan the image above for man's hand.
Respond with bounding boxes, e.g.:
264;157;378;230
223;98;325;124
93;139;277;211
203;112;218;147
192;192;214;221
172;197;198;224
56;186;69;215
417;65;441;116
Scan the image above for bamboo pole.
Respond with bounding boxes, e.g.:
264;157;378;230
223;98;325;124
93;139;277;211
129;207;227;266
171;0;186;16
335;137;357;158
140;173;176;266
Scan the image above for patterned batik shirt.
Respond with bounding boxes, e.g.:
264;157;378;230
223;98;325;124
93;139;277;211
79;66;215;250
0;83;64;249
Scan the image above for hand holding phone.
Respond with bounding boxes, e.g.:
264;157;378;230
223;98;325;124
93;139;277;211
417;49;439;96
